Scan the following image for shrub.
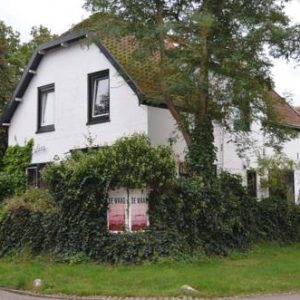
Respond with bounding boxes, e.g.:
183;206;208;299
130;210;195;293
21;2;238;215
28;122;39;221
1;135;300;262
4;188;57;214
150;172;258;255
256;197;300;242
0;140;33;201
0;134;179;261
0;188;58;255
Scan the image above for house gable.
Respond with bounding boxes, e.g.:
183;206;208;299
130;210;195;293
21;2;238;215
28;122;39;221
7;38;148;164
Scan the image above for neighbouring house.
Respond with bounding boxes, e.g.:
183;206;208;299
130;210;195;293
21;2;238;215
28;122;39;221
1;18;300;212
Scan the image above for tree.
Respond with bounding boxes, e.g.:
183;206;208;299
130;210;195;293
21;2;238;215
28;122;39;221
0;21;24;162
18;25;57;67
0;21;22;112
85;1;300;178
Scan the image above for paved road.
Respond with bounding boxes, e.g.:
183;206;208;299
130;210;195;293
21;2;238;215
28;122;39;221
1;290;300;300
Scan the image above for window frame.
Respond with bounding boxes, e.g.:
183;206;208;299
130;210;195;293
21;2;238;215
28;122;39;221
27;163;48;188
37;83;55;133
247;169;257;198
27;166;38;187
87;70;110;125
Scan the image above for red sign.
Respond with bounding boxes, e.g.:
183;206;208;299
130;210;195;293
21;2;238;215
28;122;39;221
131;202;148;231
108;202;126;231
108;189;149;232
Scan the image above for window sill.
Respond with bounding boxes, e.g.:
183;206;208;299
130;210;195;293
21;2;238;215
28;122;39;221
87;116;110;125
36;124;55;134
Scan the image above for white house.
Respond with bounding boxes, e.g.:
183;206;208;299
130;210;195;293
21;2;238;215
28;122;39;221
2;29;300;205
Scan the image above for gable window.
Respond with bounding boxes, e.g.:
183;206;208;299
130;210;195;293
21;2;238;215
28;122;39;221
88;70;110;124
37;84;55;133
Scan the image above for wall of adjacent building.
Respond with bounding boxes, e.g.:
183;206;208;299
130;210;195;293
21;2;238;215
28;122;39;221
147;106;186;160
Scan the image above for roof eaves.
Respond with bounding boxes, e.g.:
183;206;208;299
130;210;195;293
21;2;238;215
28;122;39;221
1;30;89;125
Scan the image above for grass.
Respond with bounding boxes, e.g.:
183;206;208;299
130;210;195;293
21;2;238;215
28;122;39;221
1;243;300;297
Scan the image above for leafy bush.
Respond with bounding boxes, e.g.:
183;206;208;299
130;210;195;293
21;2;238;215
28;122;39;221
0;135;178;261
256;197;300;242
0;140;33;201
4;188;57;214
1;135;300;262
98;230;187;264
0;188;58;255
150;172;258;255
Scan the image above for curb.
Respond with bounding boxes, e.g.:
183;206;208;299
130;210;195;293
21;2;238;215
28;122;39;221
0;287;204;300
0;287;300;300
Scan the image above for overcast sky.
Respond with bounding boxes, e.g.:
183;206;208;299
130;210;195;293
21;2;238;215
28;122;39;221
1;0;300;105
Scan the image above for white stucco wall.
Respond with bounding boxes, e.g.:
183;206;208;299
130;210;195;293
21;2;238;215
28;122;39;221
147;106;187;159
8;42;148;163
214;121;300;202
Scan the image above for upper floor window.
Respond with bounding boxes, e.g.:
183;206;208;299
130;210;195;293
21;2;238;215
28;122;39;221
88;70;110;124
37;84;55;133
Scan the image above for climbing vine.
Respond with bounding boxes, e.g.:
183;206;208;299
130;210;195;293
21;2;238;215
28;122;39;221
0;139;33;201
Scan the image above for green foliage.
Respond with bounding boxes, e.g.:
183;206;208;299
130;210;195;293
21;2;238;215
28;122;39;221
1;135;299;262
186;115;216;179
17;26;57;67
150;172;258;255
0;140;33;201
4;188;57;214
256;197;300;242
0;188;58;255
43;134;176;259
258;153;299;202
44;134;176;193
82;0;300;178
93;230;186;264
0;21;22;112
0;135;178;262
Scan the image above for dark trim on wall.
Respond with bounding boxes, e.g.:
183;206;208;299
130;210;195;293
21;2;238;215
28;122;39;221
1;31;88;125
37;83;55;133
36;124;55;134
27;162;49;188
94;42;169;110
87;69;110;125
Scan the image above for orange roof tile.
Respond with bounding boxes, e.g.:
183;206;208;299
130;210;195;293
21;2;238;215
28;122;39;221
70;13;162;101
269;91;300;129
71;14;300;129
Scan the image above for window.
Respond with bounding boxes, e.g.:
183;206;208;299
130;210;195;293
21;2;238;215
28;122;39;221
27;166;38;187
27;163;47;188
88;70;110;124
108;188;149;232
247;170;257;198
37;84;55;133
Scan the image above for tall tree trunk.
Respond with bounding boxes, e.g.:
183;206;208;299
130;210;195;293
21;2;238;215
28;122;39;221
155;0;192;147
187;1;216;179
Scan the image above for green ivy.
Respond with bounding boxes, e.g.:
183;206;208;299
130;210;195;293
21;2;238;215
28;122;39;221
0;139;33;201
0;134;178;261
1;135;300;262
